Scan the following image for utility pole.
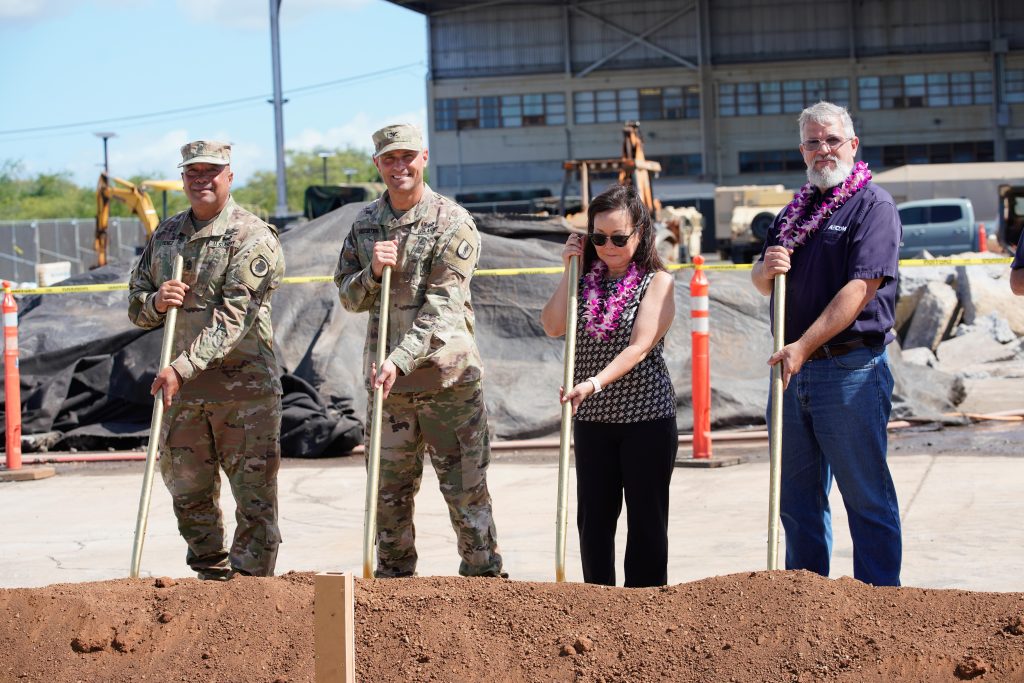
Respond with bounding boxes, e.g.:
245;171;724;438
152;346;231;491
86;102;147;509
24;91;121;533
269;0;289;219
318;151;336;184
94;132;116;175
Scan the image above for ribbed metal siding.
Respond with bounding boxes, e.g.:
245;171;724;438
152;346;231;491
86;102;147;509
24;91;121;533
430;5;565;78
566;0;698;73
709;0;851;63
856;0;991;56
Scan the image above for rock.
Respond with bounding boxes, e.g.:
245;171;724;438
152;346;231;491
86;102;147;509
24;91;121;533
154;577;176;588
573;636;594;653
903;281;959;351
70;636;107;653
954;655;988;679
158;613;173;624
1005;616;1024;636
956;264;1024;336
954;312;1017;344
936;328;1019;373
560;644;577;657
900;347;937;367
896;264;957;331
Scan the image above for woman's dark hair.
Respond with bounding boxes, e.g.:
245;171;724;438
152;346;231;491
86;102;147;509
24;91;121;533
582;183;664;274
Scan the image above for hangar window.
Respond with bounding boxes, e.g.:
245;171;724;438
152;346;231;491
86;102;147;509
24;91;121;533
858;72;993;110
1008;70;1024;104
720;78;849;116
860;141;994;169
574;86;699;124
738;149;804;174
434;92;567;131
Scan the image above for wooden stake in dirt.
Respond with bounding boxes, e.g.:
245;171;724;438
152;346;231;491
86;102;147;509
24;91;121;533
556;255;579;582
130;254;184;579
314;572;356;683
767;273;786;570
363;265;392;579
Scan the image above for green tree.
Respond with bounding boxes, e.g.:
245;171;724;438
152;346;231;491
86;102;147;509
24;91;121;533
233;147;378;215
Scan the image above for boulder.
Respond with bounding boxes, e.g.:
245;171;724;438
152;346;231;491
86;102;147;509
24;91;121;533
935;327;1019;373
956;264;1024;336
895;264;955;332
902;281;959;351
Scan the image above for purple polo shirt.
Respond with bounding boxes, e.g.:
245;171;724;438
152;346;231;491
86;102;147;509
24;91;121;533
1012;231;1024;269
759;182;902;347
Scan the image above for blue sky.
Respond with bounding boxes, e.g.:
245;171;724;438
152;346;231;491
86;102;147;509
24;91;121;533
0;0;427;185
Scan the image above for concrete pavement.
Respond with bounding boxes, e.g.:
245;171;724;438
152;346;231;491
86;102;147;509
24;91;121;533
3;439;1024;592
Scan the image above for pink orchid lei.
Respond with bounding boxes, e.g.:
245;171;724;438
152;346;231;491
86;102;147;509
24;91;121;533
778;160;872;249
582;260;643;341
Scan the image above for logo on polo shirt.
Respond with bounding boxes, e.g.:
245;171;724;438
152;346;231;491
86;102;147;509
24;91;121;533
826;224;848;233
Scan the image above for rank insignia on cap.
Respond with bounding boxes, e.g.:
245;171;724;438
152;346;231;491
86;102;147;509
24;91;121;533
456;240;473;259
250;255;270;278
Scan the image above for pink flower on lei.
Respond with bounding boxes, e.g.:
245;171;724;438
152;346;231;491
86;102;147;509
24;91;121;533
778;161;872;249
582;260;643;341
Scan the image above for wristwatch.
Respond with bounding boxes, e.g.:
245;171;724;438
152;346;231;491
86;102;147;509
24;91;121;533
586;376;602;393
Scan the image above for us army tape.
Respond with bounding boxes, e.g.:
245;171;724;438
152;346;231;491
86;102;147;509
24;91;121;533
7;256;1016;295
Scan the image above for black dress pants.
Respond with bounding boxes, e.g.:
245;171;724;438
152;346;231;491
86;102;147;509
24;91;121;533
573;416;678;587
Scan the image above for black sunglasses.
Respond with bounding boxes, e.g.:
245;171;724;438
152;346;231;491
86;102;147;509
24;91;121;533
590;231;634;247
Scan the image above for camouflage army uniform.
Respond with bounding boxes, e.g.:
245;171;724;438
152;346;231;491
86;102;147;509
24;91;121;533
334;185;503;578
128;196;285;579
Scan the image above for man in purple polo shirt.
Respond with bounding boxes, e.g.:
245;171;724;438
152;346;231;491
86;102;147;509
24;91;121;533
1009;235;1024;294
751;101;903;587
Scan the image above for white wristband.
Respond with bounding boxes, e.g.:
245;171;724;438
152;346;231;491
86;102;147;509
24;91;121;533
587;376;602;394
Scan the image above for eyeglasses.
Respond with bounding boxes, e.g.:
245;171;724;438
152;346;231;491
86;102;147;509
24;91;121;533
802;136;851;152
590;232;634;247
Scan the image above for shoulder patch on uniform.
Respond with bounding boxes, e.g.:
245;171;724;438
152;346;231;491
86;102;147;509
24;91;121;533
250;255;270;278
456;239;473;260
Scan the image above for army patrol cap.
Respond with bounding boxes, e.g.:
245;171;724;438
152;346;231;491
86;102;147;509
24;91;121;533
178;140;232;167
372;124;424;158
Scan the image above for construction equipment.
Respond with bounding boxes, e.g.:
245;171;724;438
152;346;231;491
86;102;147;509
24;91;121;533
558;122;699;262
998;184;1024;254
714;185;792;264
95;174;182;268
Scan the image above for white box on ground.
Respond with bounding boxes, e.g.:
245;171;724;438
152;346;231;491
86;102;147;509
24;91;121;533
35;261;71;287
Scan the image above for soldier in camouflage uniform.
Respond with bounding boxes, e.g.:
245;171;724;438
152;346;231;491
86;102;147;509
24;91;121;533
334;123;504;578
128;140;285;581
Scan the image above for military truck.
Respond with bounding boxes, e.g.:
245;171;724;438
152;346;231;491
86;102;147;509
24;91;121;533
714;185;792;263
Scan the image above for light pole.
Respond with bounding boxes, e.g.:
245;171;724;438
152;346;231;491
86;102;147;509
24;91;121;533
94;132;117;175
344;167;357;184
318;151;336;185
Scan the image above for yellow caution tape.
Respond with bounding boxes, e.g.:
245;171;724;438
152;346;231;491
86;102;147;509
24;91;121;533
7;256;1015;295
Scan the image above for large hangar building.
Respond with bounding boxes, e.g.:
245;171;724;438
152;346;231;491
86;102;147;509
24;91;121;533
386;0;1024;209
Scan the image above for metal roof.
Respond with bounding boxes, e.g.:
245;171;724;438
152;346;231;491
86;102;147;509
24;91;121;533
873;163;1024;183
386;1;585;16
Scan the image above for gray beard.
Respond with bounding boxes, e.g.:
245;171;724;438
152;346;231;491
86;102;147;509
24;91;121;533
807;157;854;190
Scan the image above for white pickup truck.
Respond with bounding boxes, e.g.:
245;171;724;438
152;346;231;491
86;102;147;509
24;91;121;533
897;198;979;258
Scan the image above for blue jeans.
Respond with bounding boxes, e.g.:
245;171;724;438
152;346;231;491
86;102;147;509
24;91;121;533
771;346;902;586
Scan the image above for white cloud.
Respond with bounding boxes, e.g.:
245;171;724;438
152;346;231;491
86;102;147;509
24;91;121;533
177;0;371;30
108;129;191;179
0;0;72;21
287;107;427;153
0;0;143;22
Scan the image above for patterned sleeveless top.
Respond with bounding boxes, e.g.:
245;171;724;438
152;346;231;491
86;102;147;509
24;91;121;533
573;269;676;423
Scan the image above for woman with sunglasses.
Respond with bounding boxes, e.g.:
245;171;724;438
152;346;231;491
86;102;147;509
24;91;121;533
540;183;677;587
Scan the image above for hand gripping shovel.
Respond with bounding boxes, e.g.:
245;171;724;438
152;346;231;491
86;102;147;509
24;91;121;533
130;254;184;578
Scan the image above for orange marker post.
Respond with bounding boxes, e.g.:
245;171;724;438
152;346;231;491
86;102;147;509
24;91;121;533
689;257;712;459
2;281;22;470
978;222;987;253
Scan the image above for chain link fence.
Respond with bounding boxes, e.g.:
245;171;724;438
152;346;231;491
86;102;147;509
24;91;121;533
0;218;145;284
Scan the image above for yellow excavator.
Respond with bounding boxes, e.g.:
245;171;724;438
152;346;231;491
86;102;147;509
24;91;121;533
94;174;182;267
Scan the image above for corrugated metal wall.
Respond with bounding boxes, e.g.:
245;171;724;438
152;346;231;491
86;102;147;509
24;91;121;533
427;0;1024;79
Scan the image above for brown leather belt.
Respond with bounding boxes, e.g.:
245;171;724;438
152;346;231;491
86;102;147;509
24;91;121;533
807;338;868;361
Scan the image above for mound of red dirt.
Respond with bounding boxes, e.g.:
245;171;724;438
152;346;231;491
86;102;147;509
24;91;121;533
3;570;1024;682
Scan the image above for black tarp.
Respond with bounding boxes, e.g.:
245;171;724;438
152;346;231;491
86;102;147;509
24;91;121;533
0;203;957;455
